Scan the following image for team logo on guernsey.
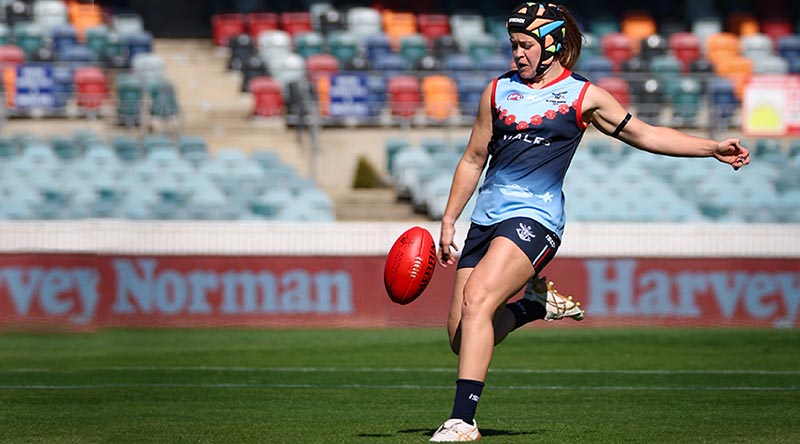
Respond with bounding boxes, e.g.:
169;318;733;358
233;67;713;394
507;92;525;101
547;90;568;105
516;223;535;242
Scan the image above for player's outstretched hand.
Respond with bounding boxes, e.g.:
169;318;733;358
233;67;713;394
714;139;751;171
438;221;459;268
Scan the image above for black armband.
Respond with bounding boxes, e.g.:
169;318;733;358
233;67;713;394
611;112;632;138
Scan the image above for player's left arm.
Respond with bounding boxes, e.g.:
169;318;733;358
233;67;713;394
582;84;751;170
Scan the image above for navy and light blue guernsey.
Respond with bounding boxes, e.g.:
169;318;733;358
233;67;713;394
470;69;590;238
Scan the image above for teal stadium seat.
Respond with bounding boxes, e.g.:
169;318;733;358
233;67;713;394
294;31;325;58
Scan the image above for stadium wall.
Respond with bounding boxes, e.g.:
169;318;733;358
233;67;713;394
0;221;798;329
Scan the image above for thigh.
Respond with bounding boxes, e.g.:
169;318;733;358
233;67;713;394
463;236;537;313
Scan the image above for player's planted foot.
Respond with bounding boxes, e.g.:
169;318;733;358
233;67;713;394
523;276;585;321
430;419;481;442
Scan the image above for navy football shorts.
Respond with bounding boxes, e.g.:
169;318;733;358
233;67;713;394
457;217;561;274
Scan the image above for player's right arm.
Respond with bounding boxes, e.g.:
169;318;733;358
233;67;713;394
439;81;493;267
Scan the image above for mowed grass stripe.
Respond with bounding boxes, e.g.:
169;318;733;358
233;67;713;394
0;366;800;376
2;366;799;375
1;382;798;391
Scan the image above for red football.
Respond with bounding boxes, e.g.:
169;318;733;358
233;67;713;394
383;226;437;305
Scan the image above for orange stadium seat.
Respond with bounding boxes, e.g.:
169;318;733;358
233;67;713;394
383;10;417;50
280;12;313;37
249;76;284;117
705;32;740;67
714;55;752;99
417;14;450;43
620;12;656;48
246;13;279;40
387;75;421;118
212;14;245;47
67;2;103;40
600;32;634;72
669;32;702;72
727;12;759;36
421;74;458;121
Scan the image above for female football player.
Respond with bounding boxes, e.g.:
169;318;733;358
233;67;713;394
430;2;750;441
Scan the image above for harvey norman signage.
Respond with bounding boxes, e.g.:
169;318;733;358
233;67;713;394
0;255;797;329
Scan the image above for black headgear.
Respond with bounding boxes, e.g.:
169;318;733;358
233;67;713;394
506;2;567;76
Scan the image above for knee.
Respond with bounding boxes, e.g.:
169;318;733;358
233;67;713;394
460;281;495;322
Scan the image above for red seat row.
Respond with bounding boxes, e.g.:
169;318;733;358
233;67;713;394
212;12;313;46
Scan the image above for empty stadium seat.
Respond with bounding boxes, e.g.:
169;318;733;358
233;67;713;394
417;13;450;43
249;76;284;117
365;33;393;64
669;32;702;72
596;77;630;107
305;53;338;84
383;10;417;49
761;18;793;44
50;24;78;55
280;12;313;37
579;55;614;82
600;33;634;71
294;31;325;58
246;12;279;39
387;75;421;119
74;66;107;110
639;34;667;61
421;75;458;122
346;7;382;40
398;33;428;66
740;33;774;59
212;13;245;46
620;12;656;46
327;32;360;66
705;32;740;66
33;0;68;31
112;13;145;37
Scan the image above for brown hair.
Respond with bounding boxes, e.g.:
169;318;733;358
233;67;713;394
555;4;582;69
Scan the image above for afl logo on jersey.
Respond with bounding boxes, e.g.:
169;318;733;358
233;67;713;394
507;92;525;101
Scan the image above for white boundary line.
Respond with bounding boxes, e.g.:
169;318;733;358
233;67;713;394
1;366;798;375
0;383;797;392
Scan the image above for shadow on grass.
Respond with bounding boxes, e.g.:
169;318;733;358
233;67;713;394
355;428;545;439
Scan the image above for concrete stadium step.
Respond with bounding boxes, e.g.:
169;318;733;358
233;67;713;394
333;189;428;221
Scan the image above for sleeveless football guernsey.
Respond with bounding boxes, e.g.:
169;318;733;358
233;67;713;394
471;69;590;237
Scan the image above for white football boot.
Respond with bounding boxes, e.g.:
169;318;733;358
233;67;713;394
430;418;481;442
524;276;585;321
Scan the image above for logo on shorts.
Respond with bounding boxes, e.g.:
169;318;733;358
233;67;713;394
545;234;557;248
516;223;535;242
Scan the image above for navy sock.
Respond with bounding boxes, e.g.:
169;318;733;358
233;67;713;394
506;298;547;329
450;379;484;425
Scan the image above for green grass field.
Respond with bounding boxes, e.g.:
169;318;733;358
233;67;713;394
0;327;798;443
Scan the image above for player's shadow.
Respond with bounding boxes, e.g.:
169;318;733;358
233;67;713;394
355;427;545;440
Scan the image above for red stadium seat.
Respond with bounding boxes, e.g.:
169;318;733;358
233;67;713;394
212;13;245;47
0;45;25;67
600;32;635;72
246;13;279;40
761;18;793;44
387;75;421;118
596;77;630;108
305;53;339;84
668;32;702;72
417;14;450;43
280;12;313;37
74;66;107;109
249;76;284;117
